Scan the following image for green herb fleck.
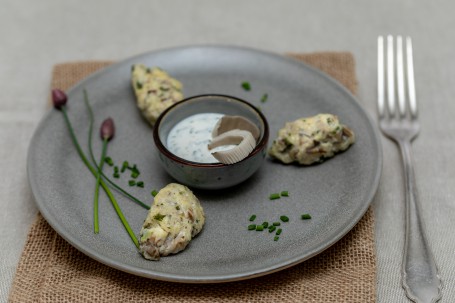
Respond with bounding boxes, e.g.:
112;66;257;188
113;173;120;179
128;180;136;186
276;228;282;235
269;225;276;233
301;213;312;220
262;222;269;228
280;216;289;222
131;172;139;179
274;236;279;241
151;190;158;197
256;225;264;231
273;222;281;226
269;193;280;200
249;215;257;221
136;181;144;188
136;81;143;90
241;82;251;91
248;224;256;230
176;206;180;210
153;213;165;221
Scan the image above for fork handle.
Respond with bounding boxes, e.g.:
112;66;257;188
399;140;442;303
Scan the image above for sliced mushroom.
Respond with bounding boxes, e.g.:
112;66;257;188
208;129;256;164
212;116;260;141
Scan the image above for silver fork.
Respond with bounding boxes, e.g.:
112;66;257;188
377;36;442;303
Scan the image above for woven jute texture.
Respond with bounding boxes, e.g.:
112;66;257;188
9;53;376;303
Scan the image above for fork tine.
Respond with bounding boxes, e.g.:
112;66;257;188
386;35;396;115
377;36;385;117
396;36;406;116
406;37;418;118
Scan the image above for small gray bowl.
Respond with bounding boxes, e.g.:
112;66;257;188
153;94;269;190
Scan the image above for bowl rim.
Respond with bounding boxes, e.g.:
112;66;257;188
153;94;270;168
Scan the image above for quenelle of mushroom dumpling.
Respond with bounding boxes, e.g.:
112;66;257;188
268;113;355;165
139;183;205;260
131;65;184;126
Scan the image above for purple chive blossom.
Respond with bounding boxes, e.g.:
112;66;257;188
51;89;68;109
100;118;115;141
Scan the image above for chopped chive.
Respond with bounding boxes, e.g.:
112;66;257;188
131;172;139;179
136;181;144;188
301;213;312;220
121;161;129;173
114;166;119;173
276;228;282;235
280;216;289;222
273;222;281;226
249;215;256;221
269;193;280;200
151;190;158;197
256;225;264;231
128;180;136;186
274;236;279;241
280;191;289;197
241;82;251;91
269;225;276;233
260;93;268;103
248;224;256;230
105;157;114;166
153;213;165;221
113;173;120;178
262;222;269;228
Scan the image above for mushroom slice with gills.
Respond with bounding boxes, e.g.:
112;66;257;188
208;129;256;164
212;116;260;141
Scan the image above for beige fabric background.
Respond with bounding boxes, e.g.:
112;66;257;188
8;53;376;303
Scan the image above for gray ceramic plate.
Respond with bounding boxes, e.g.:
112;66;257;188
28;46;382;283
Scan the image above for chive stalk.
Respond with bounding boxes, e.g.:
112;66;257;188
93;118;115;233
94;137;108;233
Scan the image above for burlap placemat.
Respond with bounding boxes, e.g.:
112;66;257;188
9;52;376;303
